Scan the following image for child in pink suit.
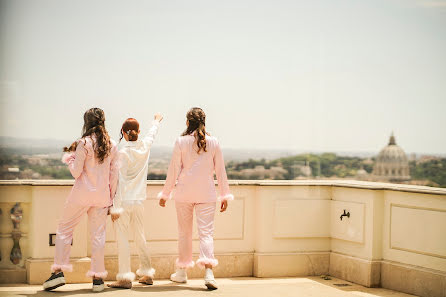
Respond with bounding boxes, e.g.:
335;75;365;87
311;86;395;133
43;108;118;292
158;107;233;290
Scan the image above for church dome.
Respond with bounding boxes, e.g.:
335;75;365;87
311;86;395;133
373;133;410;181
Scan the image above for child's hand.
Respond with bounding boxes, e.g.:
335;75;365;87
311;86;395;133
111;214;120;222
220;200;228;212
154;113;163;123
159;198;166;207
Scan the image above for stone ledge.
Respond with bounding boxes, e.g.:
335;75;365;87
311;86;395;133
26;252;330;284
381;260;446;297
25;253;253;284
329;252;381;287
19;252;446;296
1;179;445;195
254;252;330;277
0;268;26;284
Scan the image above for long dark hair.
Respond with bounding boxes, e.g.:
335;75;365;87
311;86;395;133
80;107;111;163
182;107;208;153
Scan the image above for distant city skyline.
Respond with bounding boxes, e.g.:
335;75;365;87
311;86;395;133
1;0;445;154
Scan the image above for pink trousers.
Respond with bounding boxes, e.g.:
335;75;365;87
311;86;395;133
175;202;218;269
51;203;108;279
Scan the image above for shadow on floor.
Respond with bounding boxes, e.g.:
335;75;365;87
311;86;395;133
15;283;208;297
309;276;415;297
131;284;208;292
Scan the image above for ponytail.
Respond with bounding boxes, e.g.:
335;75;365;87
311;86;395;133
120;118;140;142
196;122;207;153
128;130;138;141
80;108;111;163
182;107;208;154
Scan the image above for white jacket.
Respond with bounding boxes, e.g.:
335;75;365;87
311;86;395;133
111;120;160;214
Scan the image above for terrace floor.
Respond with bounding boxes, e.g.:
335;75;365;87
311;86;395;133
0;277;415;297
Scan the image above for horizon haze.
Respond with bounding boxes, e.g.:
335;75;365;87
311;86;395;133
1;0;445;154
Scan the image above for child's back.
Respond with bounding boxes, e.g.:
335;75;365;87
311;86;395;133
113;119;161;208
68;136;118;207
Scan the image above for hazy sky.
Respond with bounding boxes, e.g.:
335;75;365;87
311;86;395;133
1;0;445;154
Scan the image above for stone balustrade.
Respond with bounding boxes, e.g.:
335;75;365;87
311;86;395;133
0;180;445;297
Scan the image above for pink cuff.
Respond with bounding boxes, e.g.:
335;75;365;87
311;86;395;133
157;192;171;200
61;153;75;165
196;258;219;269
51;264;73;273
87;270;108;279
218;194;234;201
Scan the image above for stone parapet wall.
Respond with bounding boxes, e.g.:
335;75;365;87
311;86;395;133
0;180;445;297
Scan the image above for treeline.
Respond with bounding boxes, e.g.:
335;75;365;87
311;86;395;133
1;153;445;188
226;153;446;188
410;159;446;187
0;154;72;179
226;153;373;180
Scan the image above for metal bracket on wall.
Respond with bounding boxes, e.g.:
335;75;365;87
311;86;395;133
340;209;350;221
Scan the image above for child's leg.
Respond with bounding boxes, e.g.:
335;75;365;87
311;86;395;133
195;202;218;269
132;204;155;279
86;207;108;279
115;205;134;282
52;203;89;273
175;202;195;268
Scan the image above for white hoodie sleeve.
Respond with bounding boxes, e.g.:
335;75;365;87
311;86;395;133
142;120;161;150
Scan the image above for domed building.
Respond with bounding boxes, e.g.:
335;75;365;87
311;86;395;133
372;133;410;182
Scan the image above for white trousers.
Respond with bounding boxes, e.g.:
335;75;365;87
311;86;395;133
115;203;154;281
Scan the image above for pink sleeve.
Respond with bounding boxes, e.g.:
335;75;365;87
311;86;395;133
158;139;182;200
68;140;87;179
109;143;119;200
213;139;234;201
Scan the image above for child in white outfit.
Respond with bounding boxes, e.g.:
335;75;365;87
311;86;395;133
108;113;163;289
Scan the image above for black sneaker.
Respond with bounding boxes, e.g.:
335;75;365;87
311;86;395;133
92;278;105;292
43;272;66;291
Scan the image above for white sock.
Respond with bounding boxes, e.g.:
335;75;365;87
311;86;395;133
205;268;214;280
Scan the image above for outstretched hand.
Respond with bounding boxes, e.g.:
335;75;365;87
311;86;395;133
220;200;228;212
159;198;166;207
154;113;163;123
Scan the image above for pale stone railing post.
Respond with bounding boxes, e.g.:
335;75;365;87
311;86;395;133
10;203;23;265
0;208;2;263
0;193;29;283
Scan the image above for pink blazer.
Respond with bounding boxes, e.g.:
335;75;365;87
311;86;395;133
63;136;119;208
158;134;233;203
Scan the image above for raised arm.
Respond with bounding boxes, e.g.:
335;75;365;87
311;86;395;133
67;139;88;179
142;113;163;149
158;139;182;203
213;139;234;202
